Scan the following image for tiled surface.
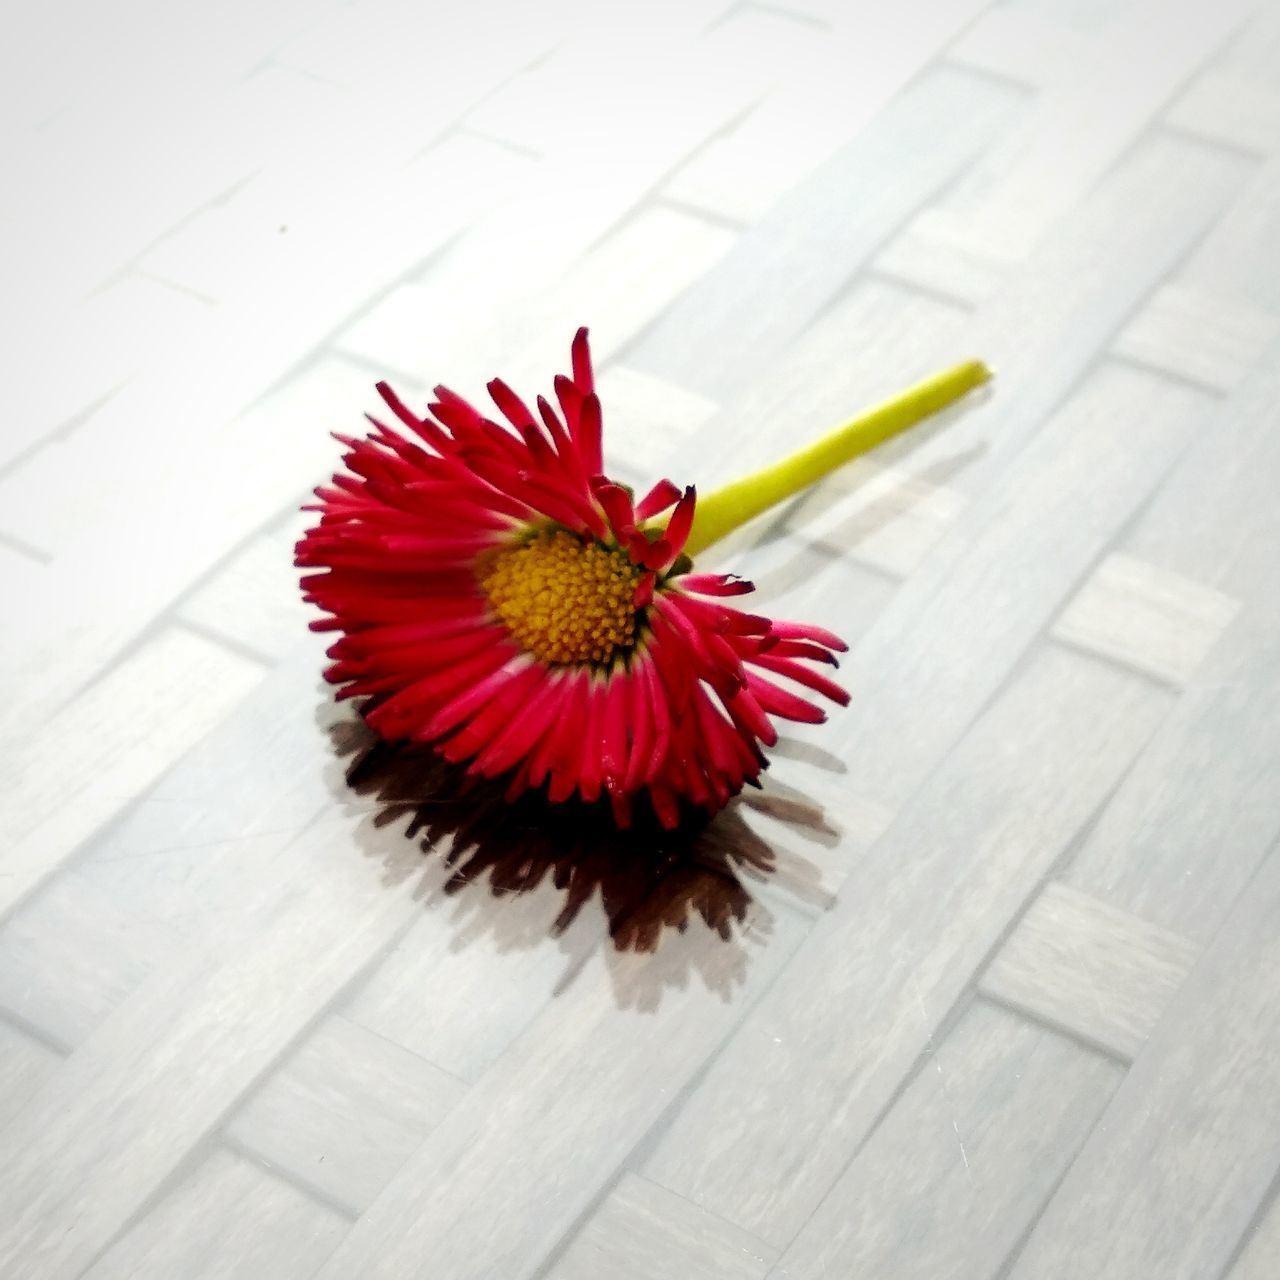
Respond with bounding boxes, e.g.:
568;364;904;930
3;2;1280;1277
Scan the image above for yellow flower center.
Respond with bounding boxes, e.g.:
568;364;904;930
479;529;642;666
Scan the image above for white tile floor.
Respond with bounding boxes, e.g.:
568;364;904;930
3;1;1280;1277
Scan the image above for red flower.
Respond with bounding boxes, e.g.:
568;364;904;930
297;328;848;828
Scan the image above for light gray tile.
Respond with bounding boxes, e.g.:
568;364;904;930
227;1015;464;1213
1007;847;1280;1280
642;645;1172;1244
311;905;810;1280
827;365;1207;816
627;68;1017;399
0;872;175;1049
1065;601;1280;943
980;881;1200;1061
1052;553;1239;688
550;1174;774;1280
771;1001;1122;1279
0;628;264;921
85;1147;348;1280
0;1020;62;1133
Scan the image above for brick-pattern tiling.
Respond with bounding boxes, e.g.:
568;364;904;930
3;1;1280;1277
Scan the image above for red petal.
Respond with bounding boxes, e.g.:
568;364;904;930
571;326;594;394
487;378;536;430
591;478;636;539
748;653;850;705
474;672;563;777
661;486;697;561
746;671;827;724
577;392;604;477
680;573;755;597
770;620;849;653
634;478;681;521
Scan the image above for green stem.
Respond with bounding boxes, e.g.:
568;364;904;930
683;359;992;557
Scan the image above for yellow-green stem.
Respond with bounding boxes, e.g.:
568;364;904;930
683;359;992;556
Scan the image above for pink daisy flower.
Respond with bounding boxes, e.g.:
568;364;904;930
297;330;987;828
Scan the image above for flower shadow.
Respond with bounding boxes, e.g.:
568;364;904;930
328;716;831;1007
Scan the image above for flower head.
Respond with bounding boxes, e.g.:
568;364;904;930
298;328;853;828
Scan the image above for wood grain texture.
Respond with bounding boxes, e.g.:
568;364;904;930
5;6;1280;1277
0;1020;62;1133
1064;601;1280;943
666;0;993;223
938;0;1252;259
979;881;1200;1061
0;871;175;1049
0;627;264;921
626;68;1017;399
1229;1193;1280;1280
178;511;315;664
226;1014;465;1213
1122;340;1280;598
83;1147;348;1280
343;878;606;1082
548;1173;775;1280
1114;283;1280;393
642;645;1171;1244
770;1001;1122;1280
1006;846;1280;1280
826;366;1206;815
312;907;809;1280
0;817;428;1279
1052;552;1239;688
337;205;734;390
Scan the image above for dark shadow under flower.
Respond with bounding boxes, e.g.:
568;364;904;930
330;715;831;962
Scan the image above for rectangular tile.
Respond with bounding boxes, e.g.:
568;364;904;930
0;1020;62;1134
1111;155;1280;393
1006;846;1280;1280
871;135;1244;487
84;1147;349;1280
666;0;993;224
591;366;719;485
0;871;176;1050
788;458;968;579
642;644;1172;1244
936;0;1252;259
0;360;370;752
1114;283;1280;393
0;628;264;921
72;640;349;927
311;905;809;1280
1167;69;1280;154
947;6;1085;88
672;277;967;489
1065;601;1280;943
1230;1194;1280;1280
178;512;315;664
1178;153;1280;314
625;67;1017;400
1120;341;1280;598
824;365;1207;816
466;4;803;157
227;1014;464;1213
338;205;734;390
549;1173;774;1280
350;17;797;394
1051;552;1239;688
980;881;1200;1061
771;1001;1122;1279
344;878;605;1084
1165;4;1280;154
0;275;213;474
0;815;428;1280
